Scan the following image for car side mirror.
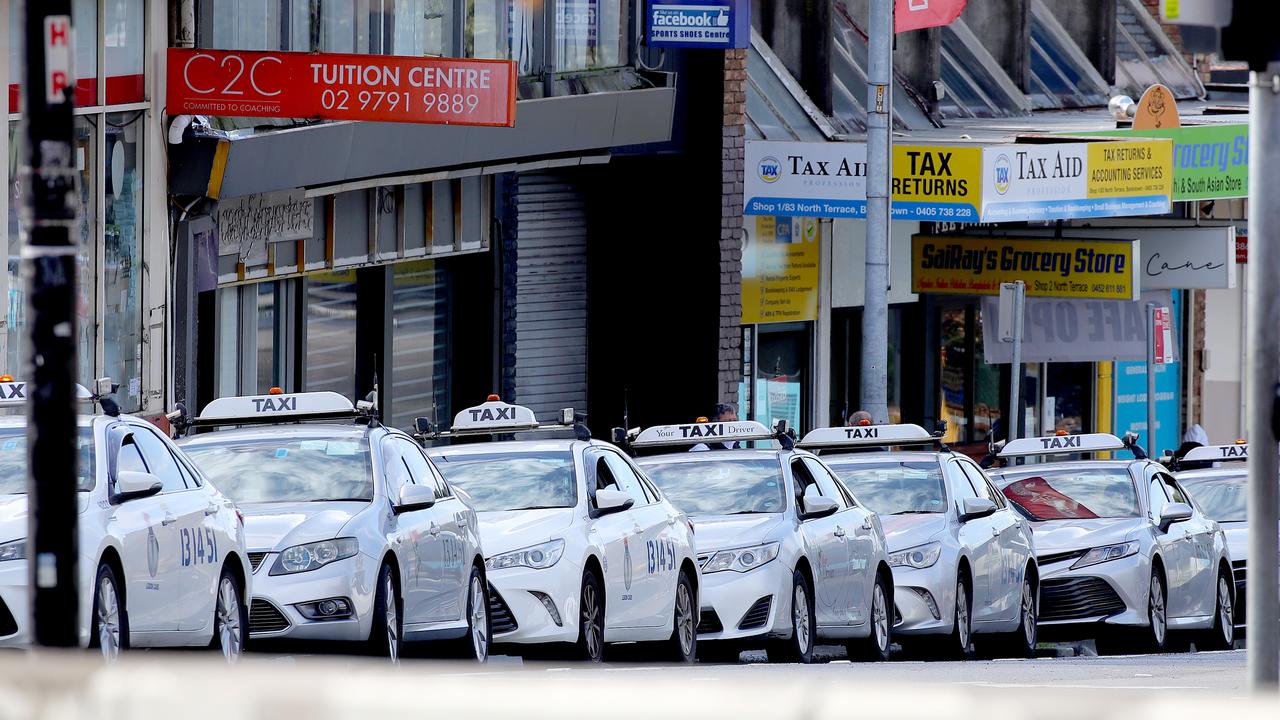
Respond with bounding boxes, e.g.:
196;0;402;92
801;495;839;520
414;417;432;434
960;497;997;522
1159;502;1193;533
394;484;436;515
113;471;163;503
594;488;634;516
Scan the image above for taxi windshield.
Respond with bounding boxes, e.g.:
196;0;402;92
182;435;373;503
1180;474;1247;523
827;461;946;515
432;451;577;512
639;458;785;515
998;468;1139;521
0;426;96;494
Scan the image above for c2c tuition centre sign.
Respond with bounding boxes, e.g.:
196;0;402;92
980;140;1172;222
647;0;749;48
167;48;516;127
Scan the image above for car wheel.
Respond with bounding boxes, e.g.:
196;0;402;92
848;571;892;662
983;572;1038;659
1146;569;1170;652
368;563;402;662
767;570;815;664
461;565;490;662
575;568;605;662
1198;570;1235;651
211;567;246;662
666;570;697;663
949;575;974;659
89;562;128;660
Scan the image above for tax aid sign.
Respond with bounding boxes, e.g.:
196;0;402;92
646;0;750;49
167;48;517;127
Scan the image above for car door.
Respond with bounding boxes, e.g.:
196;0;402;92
1159;471;1217;617
584;449;646;630
602;449;672;628
790;457;853;628
949;459;1001;623
959;459;1024;623
381;438;445;627
804;456;873;627
1145;466;1196;619
397;437;465;624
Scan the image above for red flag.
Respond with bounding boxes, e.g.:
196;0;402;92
895;0;967;33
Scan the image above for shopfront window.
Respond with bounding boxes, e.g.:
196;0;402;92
104;112;143;410
390;260;450;431
753;323;810;433
8;0;101;111
257;283;277;392
305;273;359;397
938;304;1002;445
104;0;146;103
555;0;627;72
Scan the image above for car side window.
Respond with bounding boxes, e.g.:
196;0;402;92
397;439;449;499
801;457;850;509
382;440;412;496
1148;474;1171;519
959;460;1005;508
949;460;983;504
1158;473;1190;505
129;426;189;493
116;436;148;475
602;451;651;507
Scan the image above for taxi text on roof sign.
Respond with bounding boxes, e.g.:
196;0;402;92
798;423;934;448
911;235;1140;301
0;381;94;405
197;391;356;422
451;400;539;431
998;433;1126;458
631;420;775;447
1183;443;1249;462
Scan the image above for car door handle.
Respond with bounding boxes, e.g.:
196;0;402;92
861;517;874;531
633;525;644;535
992;526;1001;537
161;515;177;527
204;504;219;516
429;522;440;536
834;527;846;538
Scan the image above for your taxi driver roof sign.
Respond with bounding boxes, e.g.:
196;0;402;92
451;400;539;432
197;391;357;423
631;420;775;447
798;423;934;448
998;433;1125;458
1183;443;1249;463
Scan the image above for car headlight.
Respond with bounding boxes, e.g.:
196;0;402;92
1070;541;1139;570
888;541;942;569
702;542;780;573
486;539;565;571
269;538;359;575
0;540;24;563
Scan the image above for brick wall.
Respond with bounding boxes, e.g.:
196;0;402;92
719;49;747;405
1139;0;1184;54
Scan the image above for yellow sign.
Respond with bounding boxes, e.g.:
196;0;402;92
911;234;1139;300
892;145;982;222
742;216;820;324
1086;140;1174;199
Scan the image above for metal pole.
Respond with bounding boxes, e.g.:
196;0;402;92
1146;302;1157;457
1008;281;1024;442
860;0;892;423
22;1;80;646
1246;64;1280;692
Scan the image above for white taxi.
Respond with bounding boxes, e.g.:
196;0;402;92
423;398;699;663
632;420;894;663
0;379;251;660
177;390;488;662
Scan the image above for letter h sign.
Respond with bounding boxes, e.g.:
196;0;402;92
44;16;73;104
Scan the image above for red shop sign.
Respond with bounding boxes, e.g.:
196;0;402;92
167;48;516;128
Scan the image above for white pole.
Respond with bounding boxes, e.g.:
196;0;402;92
1008;281;1024;442
1146;302;1157;457
861;0;892;423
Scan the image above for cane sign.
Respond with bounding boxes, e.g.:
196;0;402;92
167;48;517;127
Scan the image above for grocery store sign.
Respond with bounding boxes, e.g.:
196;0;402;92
980;140;1172;222
647;0;750;48
911;234;1140;300
1069;124;1247;201
167;48;516;127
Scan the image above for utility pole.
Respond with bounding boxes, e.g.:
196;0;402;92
1145;302;1157;457
861;0;892;423
22;0;80;647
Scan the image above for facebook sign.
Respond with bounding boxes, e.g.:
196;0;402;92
646;0;750;48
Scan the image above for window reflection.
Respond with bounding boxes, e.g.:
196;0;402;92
104;112;144;410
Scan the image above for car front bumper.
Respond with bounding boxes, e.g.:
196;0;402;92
486;557;584;646
889;561;956;636
1036;553;1148;632
0;560;28;648
694;561;792;644
246;552;378;642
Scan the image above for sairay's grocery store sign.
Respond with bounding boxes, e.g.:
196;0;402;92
167;48;517;127
744;141;981;221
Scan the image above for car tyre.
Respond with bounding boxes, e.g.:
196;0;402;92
459;564;491;662
89;562;128;660
982;571;1037;659
1198;569;1235;651
575;568;605;662
665;570;698;662
946;574;975;660
848;570;892;662
766;570;815;664
211;566;247;662
1097;568;1169;655
368;563;402;662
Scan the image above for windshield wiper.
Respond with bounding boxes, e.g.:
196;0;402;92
725;510;771;515
889;510;938;515
506;505;568;511
309;498;369;502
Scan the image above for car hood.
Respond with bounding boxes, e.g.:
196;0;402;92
879;513;948;552
0;494;91;544
688;513;787;553
240;501;366;551
1029;517;1148;554
477;508;577;557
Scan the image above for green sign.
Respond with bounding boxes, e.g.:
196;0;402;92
1071;124;1247;201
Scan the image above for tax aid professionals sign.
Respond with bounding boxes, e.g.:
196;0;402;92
1071;124;1248;201
911;235;1140;300
744;141;980;220
980;141;1172;222
167;48;516;127
647;0;750;48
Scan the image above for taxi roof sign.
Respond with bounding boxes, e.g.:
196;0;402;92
0;381;94;407
998;433;1125;458
450;400;540;433
798;423;935;448
195;391;359;426
1183;443;1249;463
630;420;776;448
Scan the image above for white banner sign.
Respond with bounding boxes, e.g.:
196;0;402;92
745;141;868;218
982;291;1177;364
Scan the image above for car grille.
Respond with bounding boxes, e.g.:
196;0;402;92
247;552;269;573
1037;549;1088;567
489;585;518;635
697;608;724;634
248;599;290;635
738;596;772;631
1040;577;1126;622
0;596;16;637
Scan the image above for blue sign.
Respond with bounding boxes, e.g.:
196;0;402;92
646;0;750;49
1114;290;1182;458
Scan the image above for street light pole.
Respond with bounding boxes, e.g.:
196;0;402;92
21;0;80;647
861;0;892;423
